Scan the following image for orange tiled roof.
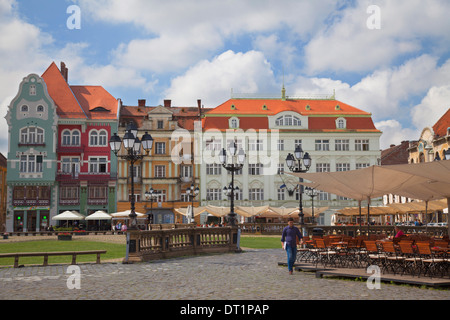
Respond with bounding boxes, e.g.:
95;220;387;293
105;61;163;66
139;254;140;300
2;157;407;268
432;108;450;138
41;62;118;120
206;98;371;116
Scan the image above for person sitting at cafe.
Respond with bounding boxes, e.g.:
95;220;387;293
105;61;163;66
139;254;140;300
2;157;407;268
394;226;405;238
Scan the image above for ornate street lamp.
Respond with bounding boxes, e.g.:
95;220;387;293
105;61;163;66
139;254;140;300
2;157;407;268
109;127;153;230
145;187;157;228
186;183;200;224
219;141;246;226
285;145;312;227
305;187;318;224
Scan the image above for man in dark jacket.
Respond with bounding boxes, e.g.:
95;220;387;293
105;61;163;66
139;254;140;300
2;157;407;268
281;217;303;275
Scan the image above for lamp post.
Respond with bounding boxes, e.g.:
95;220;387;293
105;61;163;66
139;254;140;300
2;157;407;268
305;187;318;225
285;145;312;228
186;183;200;224
109;125;153;230
219;141;246;226
144;187;157;229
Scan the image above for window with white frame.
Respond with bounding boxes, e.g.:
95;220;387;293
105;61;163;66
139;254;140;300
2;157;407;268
275;115;301;126
356;163;370;169
316;163;330;172
295;139;302;148
277;139;284;151
89;130;98;146
248;163;263;175
206;188;222;201
181;165;193;178
206;164;222;175
89;157;107;173
205;139;222;151
61;157;80;175
318;190;329;201
155;142;166;154
98;130;107;146
355;139;369;151
277;188;285;200
315;139;330;151
335;139;349;151
249;188;264;201
277;163;284;174
19;155;43;173
154;165;166;178
336;118;346;129
229;117;239;128
336;163;350;171
60;186;79;200
20;127;44;144
89;185;107;199
248;139;263;151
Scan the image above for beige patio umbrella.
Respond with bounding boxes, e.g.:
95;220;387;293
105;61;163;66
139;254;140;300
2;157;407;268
110;210;147;219
235;205;269;218
204;205;231;217
174;206;207;217
85;210;112;220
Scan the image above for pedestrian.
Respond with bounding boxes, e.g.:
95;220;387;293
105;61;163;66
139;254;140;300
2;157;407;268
281;217;303;275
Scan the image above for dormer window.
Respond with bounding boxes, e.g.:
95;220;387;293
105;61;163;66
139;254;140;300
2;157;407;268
336;117;346;129
229;117;239;129
275;115;301;126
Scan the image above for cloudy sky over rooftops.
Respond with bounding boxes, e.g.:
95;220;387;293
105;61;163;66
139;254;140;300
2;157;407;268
1;0;450;155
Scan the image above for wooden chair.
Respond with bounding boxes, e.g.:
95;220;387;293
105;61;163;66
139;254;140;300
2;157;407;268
314;238;338;269
362;240;385;268
416;243;446;278
380;241;405;275
398;241;419;277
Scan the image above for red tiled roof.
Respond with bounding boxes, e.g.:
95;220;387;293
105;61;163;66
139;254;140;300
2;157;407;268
41;62;118;120
432;108;450;138
207;98;371;116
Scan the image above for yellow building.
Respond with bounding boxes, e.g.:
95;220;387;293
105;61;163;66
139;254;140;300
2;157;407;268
116;99;203;225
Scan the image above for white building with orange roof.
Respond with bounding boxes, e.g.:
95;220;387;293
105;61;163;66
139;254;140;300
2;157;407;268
200;89;382;224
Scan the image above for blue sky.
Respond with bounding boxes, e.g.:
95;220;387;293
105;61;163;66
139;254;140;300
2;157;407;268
1;0;450;156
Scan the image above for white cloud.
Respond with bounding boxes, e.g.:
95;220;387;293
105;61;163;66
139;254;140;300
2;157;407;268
164;50;278;106
375;119;418;150
411;85;450;130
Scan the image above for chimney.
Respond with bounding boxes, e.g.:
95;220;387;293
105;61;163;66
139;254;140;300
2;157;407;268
197;99;202;118
164;99;171;108
60;62;68;82
138;99;146;107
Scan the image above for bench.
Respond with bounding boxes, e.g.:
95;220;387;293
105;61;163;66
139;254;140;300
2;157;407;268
0;250;107;268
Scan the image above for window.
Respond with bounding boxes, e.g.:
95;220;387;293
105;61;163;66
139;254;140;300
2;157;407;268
155;165;166;178
72;131;80;145
88;186;107;199
276;115;301;126
335;139;349;151
206;164;222;175
277;139;284;151
336;118;346;129
98;130;107;146
248;163;263;175
155;142;166;154
248;139;263;151
336;163;350;171
315;139;330;151
277;188;285;201
205;139;222;151
277;163;284;174
62;131;71;145
61;158;80;175
157;120;164;129
60;186;79;200
89;157;107;173
355;139;369;151
181;165;193;178
21;105;28;112
249;188;264;201
90;131;98;146
20;127;44;144
318;190;329;201
356;163;370;169
316;163;330;172
206;188;222;201
19;155;43;173
295;140;302;149
230;118;238;128
37;105;44;112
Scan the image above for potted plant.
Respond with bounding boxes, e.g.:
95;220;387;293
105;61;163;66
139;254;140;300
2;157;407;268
57;232;72;240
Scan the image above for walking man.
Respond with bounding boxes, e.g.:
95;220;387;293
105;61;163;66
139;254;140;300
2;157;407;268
281;217;303;275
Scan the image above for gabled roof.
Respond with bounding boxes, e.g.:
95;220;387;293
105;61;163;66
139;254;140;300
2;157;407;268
41;62;118;120
41;62;86;119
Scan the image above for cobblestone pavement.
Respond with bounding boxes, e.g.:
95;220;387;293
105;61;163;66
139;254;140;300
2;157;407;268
0;248;449;301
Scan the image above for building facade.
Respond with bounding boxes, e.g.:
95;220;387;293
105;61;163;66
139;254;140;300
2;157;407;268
116;99;203;224
4;62;119;232
5;72;59;232
201;91;382;223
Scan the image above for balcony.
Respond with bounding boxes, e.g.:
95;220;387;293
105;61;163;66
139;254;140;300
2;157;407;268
56;171;117;182
12;199;50;207
56;144;85;154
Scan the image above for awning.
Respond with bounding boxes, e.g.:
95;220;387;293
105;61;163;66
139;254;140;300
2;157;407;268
52;210;85;221
85;210;112;220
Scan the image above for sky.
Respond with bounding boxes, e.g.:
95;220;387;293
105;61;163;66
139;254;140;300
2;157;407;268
1;0;450;156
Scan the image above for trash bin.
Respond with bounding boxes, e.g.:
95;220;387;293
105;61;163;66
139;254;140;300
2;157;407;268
312;228;324;237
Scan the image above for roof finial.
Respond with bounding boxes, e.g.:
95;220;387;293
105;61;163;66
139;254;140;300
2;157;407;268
281;66;286;101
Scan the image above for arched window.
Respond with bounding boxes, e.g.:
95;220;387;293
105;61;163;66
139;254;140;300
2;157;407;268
37;105;44;112
62;130;71;145
276;115;301;126
72;130;80;146
21;105;28;112
90;130;98;146
336;117;346;129
20;127;44;144
98;130;107;146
